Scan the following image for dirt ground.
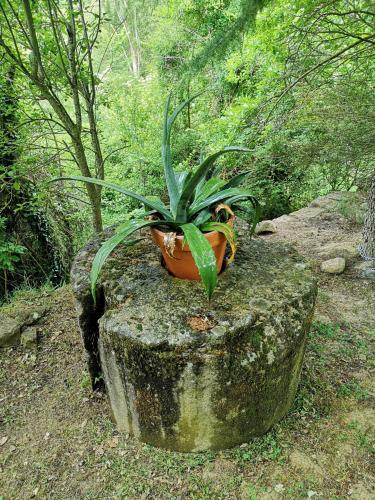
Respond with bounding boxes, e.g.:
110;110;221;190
0;192;374;499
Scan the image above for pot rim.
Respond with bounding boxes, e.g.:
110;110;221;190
150;224;233;240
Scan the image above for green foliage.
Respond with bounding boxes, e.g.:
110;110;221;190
310;321;341;340
56;96;259;300
233;431;283;464
338;382;369;401
0;217;26;272
1;0;374;291
336;194;367;226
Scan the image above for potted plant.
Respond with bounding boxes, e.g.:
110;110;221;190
56;95;260;300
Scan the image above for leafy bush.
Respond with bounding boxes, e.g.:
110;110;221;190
0;217;26;298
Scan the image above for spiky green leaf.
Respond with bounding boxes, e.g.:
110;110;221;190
201;221;237;263
230;199;262;236
176;147;250;221
189;187;257;216
175;171;193;193
90;219;175;300
161;94;179;214
180;223;217;300
194;177;226;204
222;171;251;189
193;208;213;226
162;93;202;216
51;175;173;221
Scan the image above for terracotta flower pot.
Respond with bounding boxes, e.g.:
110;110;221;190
151;227;227;281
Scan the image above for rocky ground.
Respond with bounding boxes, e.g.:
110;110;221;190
0;192;374;499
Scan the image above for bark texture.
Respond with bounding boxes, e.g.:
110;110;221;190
360;171;375;259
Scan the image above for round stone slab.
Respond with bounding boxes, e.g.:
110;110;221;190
71;223;317;452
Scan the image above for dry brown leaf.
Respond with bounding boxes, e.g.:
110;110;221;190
215;203;235;223
163;232;177;258
107;435;119;448
187;315;216;332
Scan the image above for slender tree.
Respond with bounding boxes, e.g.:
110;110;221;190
360;172;375;259
278;0;375;258
0;0;105;232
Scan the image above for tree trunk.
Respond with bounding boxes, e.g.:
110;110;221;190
90;191;103;234
360;171;375;259
72;138;103;233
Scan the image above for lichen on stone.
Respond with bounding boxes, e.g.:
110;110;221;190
71;222;317;451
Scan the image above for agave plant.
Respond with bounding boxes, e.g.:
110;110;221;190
56;94;260;300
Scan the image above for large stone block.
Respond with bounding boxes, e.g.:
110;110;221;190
71;223;317;451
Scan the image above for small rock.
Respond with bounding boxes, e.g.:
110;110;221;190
307;491;318;498
0;316;22;347
21;327;38;348
317;242;358;260
107;435;119;448
95;446;104;457
211;325;227;336
31;487;39;498
255;220;277;234
321;257;346;274
18;306;48;326
22;306;47;326
309;192;347;209
0;436;9;446
361;268;375;280
353;260;375;271
290;207;323;219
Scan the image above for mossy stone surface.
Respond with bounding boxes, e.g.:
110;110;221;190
71;222;317;451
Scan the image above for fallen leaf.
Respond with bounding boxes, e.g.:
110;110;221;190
307;491;318;498
107;436;119;448
274;484;285;493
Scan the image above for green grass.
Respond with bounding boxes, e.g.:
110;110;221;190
1;292;374;499
0;280;55;310
310;321;341;339
290;320;374;421
317;289;330;304
347;420;375;453
227;430;284;464
338;382;369;401
79;371;92;390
